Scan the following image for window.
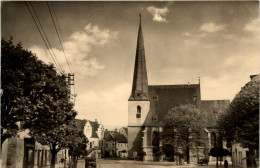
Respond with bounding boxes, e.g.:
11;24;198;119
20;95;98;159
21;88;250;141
152;116;158;122
105;144;108;148
153;95;158;101
193;95;197;101
152;131;159;146
136;106;141;118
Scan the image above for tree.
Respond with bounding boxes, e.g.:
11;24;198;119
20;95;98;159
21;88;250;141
209;147;230;168
162;104;208;164
217;75;259;168
67;122;88;168
1;39;65;147
22;70;76;168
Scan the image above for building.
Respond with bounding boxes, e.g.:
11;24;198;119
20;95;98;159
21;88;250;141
127;15;230;162
76;119;105;159
103;130;128;158
1;129;53;168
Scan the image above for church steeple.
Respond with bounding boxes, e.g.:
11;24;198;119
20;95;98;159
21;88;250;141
129;14;149;101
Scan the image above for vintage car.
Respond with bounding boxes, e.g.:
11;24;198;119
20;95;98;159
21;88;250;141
197;158;209;165
85;157;96;168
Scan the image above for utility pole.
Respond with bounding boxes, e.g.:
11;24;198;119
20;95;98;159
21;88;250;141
65;73;75;100
64;73;74;168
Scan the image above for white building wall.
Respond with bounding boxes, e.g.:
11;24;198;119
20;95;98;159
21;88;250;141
232;143;248;168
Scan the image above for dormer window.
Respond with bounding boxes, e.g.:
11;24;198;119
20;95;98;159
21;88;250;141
153;95;158;101
136;106;141;118
152;116;158;122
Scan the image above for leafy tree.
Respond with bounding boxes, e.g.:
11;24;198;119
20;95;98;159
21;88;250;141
209;147;230;168
217;75;259;168
1;39;65;146
162;104;208;164
1;38;77;167
22;70;76;168
66;122;88;168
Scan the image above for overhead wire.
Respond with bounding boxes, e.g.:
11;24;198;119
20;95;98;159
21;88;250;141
49;2;76;102
29;2;64;73
46;1;72;74
24;1;63;74
50;2;65;43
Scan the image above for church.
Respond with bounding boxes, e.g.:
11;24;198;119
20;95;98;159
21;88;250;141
127;15;230;162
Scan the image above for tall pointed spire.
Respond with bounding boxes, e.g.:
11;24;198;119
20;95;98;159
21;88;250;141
129;14;149;101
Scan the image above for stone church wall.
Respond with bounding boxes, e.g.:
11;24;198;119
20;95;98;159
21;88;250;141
127;127;143;157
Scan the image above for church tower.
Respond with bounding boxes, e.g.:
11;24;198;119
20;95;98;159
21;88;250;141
128;15;150;157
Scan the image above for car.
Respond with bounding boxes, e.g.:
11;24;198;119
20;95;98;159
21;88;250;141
85;157;96;168
197;158;209;165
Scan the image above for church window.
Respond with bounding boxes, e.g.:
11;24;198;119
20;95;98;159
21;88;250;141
153;95;158;101
136;106;141;118
152;131;159;146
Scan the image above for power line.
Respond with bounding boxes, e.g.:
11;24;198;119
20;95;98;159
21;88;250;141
24;2;63;74
49;2;76;101
29;2;64;73
50;2;65;43
46;2;72;73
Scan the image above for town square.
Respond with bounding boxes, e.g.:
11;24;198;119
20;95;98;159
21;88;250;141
1;1;259;168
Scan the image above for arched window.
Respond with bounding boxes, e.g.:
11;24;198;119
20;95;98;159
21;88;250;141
136;106;141;118
152;131;159;146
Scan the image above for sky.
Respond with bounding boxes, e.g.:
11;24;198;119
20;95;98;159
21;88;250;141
1;1;259;129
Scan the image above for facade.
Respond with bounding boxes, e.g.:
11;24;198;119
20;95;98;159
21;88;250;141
1;129;53;168
128;15;230;162
103;130;128;158
76;119;105;159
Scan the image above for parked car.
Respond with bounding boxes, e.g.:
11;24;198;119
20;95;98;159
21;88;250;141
197;158;209;165
85;157;96;168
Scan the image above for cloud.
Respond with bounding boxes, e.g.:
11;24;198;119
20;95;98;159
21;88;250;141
243;18;260;34
200;22;226;33
30;23;118;77
147;6;169;23
182;32;190;37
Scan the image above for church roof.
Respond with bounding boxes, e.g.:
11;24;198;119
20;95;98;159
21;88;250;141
201;100;230;127
129;14;149;101
143;84;201;126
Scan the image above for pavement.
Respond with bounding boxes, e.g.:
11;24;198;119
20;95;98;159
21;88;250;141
54;159;233;168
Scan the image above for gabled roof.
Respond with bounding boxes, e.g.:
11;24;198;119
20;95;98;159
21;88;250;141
111;132;128;143
143;84;201;126
75;119;87;131
89;121;99;138
75;119;100;138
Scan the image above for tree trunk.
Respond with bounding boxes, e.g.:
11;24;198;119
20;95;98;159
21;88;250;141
50;148;57;168
247;146;257;168
186;145;190;164
216;156;219;168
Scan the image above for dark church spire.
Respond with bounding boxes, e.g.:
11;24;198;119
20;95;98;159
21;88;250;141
129;14;149;101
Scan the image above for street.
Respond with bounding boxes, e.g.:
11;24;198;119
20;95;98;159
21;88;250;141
75;159;233;168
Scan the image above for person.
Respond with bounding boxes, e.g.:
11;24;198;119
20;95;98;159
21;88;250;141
224;160;228;168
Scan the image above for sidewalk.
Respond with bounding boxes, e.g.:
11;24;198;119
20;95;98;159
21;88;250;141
115;160;196;167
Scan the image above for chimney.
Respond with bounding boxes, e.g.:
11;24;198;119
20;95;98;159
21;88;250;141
95;119;97;122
